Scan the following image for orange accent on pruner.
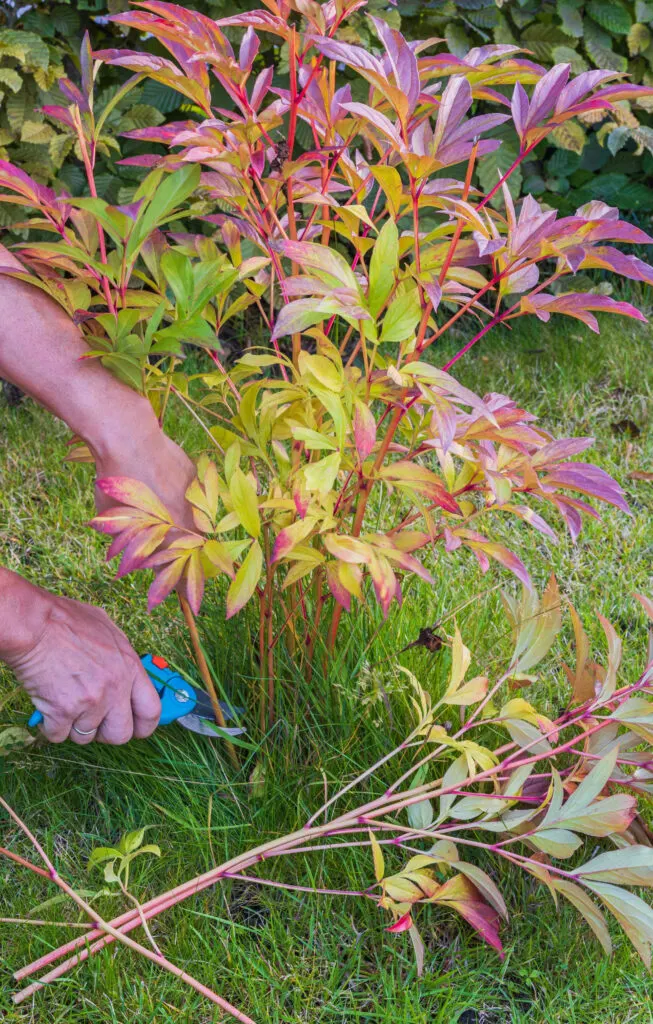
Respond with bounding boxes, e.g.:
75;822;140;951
152;655;169;669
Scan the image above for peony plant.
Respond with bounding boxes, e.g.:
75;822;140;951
0;1;652;723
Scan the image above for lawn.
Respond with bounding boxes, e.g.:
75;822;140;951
0;311;652;1024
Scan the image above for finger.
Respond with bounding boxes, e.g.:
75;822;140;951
38;713;75;744
96;704;134;746
131;664;161;739
69;709;105;746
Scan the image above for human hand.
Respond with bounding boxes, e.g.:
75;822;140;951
0;573;160;745
94;420;198;533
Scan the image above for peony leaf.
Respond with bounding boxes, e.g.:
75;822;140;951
96;478;172;522
353;401;377;463
369;829;385;883
378;462;461;515
455;862;508;920
303;452;341;495
380;287;421;343
553;879;612;956
595;614;622;702
229;468;260;539
587;882;653;968
530;828;583;859
226;540;263;619
575;846;653;887
432;873;504;956
368;218;398;317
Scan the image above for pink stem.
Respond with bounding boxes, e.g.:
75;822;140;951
224;873;369;898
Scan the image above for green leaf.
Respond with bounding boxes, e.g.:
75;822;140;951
100;353;143;391
380;287;421;343
369;830;385;883
290;427;338;451
503;575;561;676
119;829;146;855
161;249;194;319
557;0;584;38
127;165;201;262
0;68;22;93
368;218;398;318
369;166;403;218
559;746;619;819
298;352;343;392
88;847;121;869
530;828;583;858
550;121;586;154
628;22;652;54
551;45;588;73
303;451;341;494
587;0;632;35
584;20;629;71
522;21;570;60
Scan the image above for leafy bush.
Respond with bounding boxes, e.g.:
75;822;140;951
1;1;651;724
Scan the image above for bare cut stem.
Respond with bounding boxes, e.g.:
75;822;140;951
0;797;254;1021
178;595;240;771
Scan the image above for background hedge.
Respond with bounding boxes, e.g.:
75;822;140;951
1;0;653;227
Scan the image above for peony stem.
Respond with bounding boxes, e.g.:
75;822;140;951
178;594;240;770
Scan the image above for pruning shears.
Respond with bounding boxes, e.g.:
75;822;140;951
27;654;245;738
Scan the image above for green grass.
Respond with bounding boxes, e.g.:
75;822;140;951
0;312;652;1023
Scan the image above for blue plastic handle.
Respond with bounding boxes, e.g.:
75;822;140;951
28;654;198;730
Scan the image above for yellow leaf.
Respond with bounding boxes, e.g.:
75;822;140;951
445;625;472;697
303;451;341;494
369;830;385;883
229;467;260;538
226;540;263;618
298;352;343;392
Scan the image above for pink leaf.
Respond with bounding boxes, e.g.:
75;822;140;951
239;26;259;72
182;550;205;615
326;562;351;612
96;478;173;522
511;81;529;141
115;524;171;578
525;63;570;132
542;463;630;514
339;101;403;147
522;293;647;333
386;912;413;933
147;556;187;611
353;402;377;462
435;874;504;956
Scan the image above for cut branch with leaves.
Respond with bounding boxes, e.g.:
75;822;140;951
4;587;653;1013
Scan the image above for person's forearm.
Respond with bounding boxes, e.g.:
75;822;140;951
0;568;48;660
0;257;159;459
